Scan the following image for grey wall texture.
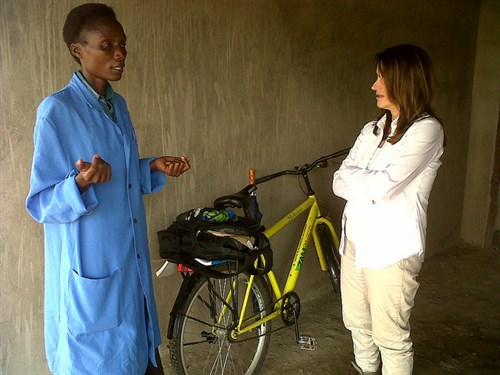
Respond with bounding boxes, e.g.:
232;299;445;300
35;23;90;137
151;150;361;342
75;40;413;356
1;0;495;373
462;0;500;246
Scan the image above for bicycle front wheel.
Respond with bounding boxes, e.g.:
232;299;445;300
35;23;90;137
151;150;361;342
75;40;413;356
317;223;341;297
169;269;273;375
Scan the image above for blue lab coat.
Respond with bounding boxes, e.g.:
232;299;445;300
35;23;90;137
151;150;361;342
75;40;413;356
26;74;165;374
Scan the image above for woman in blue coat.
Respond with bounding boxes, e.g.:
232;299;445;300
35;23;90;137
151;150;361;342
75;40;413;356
26;3;190;374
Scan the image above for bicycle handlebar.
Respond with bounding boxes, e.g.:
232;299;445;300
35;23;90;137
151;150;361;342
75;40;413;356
254;147;350;185
213;148;350;216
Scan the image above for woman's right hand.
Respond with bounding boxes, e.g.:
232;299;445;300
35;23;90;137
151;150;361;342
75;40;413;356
75;154;112;193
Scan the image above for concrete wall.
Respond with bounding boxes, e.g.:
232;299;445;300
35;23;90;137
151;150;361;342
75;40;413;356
0;0;483;373
461;0;500;247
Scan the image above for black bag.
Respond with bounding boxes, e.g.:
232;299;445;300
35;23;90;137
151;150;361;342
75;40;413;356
158;208;273;278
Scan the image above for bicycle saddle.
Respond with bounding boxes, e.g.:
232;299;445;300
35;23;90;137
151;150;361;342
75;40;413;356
213;185;252;209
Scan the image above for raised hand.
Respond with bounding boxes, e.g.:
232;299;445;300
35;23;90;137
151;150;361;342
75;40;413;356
75;154;112;193
150;156;190;177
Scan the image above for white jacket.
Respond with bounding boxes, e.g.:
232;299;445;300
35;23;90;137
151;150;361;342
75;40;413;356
332;114;444;269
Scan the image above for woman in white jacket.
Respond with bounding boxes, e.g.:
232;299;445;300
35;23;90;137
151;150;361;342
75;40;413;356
333;45;444;375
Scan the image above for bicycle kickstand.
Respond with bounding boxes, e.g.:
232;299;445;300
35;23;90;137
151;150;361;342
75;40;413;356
292;309;318;350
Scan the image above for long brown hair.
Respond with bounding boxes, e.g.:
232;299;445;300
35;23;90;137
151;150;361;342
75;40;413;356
373;44;439;144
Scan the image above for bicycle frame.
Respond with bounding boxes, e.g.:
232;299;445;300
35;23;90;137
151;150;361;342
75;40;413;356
233;192;340;336
164;149;349;374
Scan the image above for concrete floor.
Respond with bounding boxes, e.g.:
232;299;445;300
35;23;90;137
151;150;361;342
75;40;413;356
160;245;500;374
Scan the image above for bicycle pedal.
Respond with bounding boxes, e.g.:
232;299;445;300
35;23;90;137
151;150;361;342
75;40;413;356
298;335;317;350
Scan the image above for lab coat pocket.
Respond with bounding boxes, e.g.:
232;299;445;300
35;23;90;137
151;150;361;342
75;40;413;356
68;268;123;335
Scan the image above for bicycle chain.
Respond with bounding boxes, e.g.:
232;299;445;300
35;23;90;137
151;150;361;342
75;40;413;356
175;291;303;344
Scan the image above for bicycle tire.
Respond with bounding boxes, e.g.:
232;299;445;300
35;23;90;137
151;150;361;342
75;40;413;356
317;223;341;297
169;267;273;375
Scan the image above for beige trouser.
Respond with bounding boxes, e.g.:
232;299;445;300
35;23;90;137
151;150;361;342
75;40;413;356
341;239;422;375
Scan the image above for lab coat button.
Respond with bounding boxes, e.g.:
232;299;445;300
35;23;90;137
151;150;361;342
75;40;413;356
137;254;141;259
133;218;138;223
372;200;376;204
128;184;132;189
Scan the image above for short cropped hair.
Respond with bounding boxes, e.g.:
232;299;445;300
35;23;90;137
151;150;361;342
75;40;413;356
63;3;117;63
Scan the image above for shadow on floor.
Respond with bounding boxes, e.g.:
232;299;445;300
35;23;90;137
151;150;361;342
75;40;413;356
160;245;500;374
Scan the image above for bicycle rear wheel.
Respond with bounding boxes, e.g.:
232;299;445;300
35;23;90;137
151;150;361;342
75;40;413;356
169;268;273;375
317;223;341;297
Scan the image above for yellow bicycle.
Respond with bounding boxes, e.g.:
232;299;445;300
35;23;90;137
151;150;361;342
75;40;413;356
164;149;349;375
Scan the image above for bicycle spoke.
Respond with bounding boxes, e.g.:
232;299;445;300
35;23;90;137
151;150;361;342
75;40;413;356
170;270;272;374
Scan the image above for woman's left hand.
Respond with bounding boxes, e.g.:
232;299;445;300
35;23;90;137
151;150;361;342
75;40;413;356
150;156;191;177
